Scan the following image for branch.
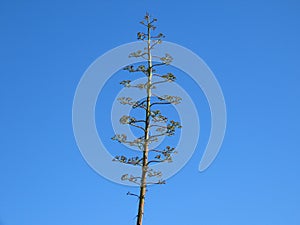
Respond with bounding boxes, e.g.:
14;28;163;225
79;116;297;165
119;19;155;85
149;124;167;129
146;180;166;185
121;174;142;185
113;156;143;166
128;50;147;58
151;80;170;86
150;110;168;122
111;135;146;150
150;101;171;107
127;192;139;198
130;83;147;89
147;159;165;165
148;132;167;139
117;97;148;110
119;116;145;131
150;39;162;49
128;123;145;131
152;73;163;77
151;62;166;67
149;146;177;155
134;120;146;123
123;64;149;76
152;94;182;105
133;100;147;109
148;149;164;153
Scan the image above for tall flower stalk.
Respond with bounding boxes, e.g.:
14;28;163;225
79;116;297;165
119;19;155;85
112;13;182;225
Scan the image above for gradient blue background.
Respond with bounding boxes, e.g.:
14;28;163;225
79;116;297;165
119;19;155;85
1;1;299;225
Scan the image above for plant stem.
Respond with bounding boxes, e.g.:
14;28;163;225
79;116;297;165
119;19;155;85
136;20;153;225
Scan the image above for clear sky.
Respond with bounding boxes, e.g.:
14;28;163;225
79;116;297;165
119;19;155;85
1;0;300;225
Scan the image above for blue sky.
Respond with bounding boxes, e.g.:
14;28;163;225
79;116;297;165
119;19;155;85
1;0;300;225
